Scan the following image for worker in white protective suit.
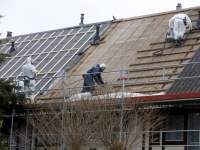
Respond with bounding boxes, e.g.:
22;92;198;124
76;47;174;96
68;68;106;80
169;13;192;45
21;57;37;104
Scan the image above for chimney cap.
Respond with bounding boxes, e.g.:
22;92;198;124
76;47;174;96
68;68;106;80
177;3;181;6
79;13;84;26
176;3;182;10
6;31;12;38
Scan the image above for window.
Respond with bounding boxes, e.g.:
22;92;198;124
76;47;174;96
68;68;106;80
187;113;200;150
165;115;184;141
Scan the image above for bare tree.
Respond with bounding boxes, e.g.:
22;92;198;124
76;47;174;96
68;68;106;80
16;89;166;150
94;98;166;150
17;100;100;150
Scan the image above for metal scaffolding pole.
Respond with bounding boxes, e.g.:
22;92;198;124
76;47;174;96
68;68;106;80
9;109;15;150
61;74;67;150
24;117;28;150
119;70;126;142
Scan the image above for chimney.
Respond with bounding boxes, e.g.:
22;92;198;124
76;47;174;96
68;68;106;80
91;25;105;45
6;31;12;38
79;14;84;26
9;41;16;54
196;9;200;28
176;3;182;10
93;25;100;42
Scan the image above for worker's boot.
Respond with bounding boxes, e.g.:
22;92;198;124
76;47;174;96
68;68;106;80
175;40;182;45
174;40;179;46
177;36;182;45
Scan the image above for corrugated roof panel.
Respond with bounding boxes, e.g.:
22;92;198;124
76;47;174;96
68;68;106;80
73;34;93;49
43;37;64;52
33;53;48;66
0;57;19;76
79;26;92;32
62;34;85;50
26;34;37;41
33;33;46;39
51;30;63;37
37;52;56;72
70;28;81;34
167;48;200;94
43;32;54;38
4;56;26;77
17;41;38;56
0;45;10;53
51;50;77;72
35;38;56;53
26;39;46;54
42;51;66;73
61;29;72;35
17;36;28;42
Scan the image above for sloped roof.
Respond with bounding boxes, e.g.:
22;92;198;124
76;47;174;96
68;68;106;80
0;21;111;95
1;6;199;103
53;6;200;99
166;47;200;94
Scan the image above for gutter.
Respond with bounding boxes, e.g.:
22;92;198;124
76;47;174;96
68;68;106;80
127;92;200;102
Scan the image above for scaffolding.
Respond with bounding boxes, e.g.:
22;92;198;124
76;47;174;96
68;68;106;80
5;62;200;150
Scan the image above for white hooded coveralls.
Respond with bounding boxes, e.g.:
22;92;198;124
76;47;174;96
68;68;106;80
169;13;192;40
21;57;36;102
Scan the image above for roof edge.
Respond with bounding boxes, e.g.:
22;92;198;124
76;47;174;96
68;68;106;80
25;92;200;109
127;92;200;102
0;20;112;40
113;5;200;22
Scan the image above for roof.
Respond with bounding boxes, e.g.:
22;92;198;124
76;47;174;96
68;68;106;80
166;47;200;94
63;6;200;94
0;21;111;96
1;6;200;104
35;6;200;103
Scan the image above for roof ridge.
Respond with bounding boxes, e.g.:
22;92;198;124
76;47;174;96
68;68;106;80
0;20;112;40
113;5;200;22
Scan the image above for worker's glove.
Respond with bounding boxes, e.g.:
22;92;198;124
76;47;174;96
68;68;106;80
101;85;106;88
97;83;105;88
36;70;40;74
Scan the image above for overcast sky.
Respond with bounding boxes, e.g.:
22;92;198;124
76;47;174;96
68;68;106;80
0;0;200;38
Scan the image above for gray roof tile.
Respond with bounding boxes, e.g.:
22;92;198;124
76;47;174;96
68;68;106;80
166;48;200;94
0;21;111;95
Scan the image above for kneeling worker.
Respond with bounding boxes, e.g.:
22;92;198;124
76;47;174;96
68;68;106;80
82;63;107;93
169;13;192;45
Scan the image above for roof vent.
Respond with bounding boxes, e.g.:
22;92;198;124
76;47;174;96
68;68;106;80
196;9;200;29
9;41;17;55
79;14;84;26
6;31;12;38
176;3;182;10
91;25;105;45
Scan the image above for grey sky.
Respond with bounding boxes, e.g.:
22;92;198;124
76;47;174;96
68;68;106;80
0;0;200;38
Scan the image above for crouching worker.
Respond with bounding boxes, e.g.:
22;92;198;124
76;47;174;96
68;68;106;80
169;13;192;45
21;57;38;104
82;63;107;93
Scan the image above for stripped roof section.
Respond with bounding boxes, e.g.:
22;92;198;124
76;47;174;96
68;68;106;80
63;6;200;95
